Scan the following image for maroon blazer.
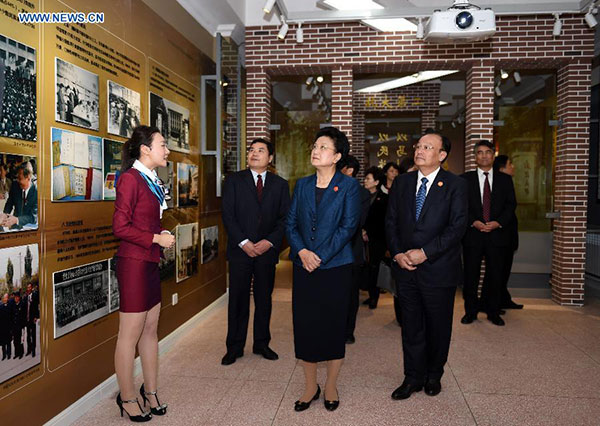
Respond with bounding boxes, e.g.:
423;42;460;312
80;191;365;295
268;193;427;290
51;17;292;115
113;168;165;263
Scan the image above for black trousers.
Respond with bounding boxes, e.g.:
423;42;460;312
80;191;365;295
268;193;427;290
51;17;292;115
345;264;364;338
26;322;36;355
1;340;10;359
482;247;516;307
463;242;506;317
13;328;24;358
396;277;456;384
226;261;276;352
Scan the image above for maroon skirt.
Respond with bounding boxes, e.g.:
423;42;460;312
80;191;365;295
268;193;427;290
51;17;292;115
116;256;161;313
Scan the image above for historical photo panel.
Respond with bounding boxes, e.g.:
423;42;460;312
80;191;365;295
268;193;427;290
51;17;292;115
0;153;38;232
0;33;37;142
102;138;123;200
159;227;176;281
55;57;99;131
176;222;198;283
149;92;190;153
0;244;41;384
156;160;174;209
177;162;198;207
107;80;141;138
53;259;109;339
201;225;218;264
51;127;103;201
108;257;119;313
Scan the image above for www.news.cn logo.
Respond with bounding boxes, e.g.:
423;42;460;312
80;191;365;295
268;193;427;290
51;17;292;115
18;12;105;24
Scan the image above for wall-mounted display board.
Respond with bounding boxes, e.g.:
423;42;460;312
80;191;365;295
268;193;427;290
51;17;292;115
0;1;224;423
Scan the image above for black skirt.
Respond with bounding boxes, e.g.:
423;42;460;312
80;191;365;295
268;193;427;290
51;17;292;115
292;263;352;362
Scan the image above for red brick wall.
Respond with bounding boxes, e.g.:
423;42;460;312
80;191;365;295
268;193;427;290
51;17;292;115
465;61;495;170
331;67;353;141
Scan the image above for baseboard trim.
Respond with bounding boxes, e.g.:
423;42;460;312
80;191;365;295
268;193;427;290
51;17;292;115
45;292;228;426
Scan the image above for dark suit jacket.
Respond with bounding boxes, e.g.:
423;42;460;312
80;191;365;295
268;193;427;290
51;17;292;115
26;291;39;323
364;189;389;255
113;168;166;263
287;171;361;269
385;169;468;287
350;186;371;265
3;181;38;229
222;169;290;264
461;170;517;248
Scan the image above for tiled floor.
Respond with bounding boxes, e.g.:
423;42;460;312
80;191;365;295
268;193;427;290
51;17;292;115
74;261;600;426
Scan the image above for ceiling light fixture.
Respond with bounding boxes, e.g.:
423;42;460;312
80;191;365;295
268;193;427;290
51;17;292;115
321;0;383;11
312;85;319;95
361;18;417;32
439;100;450;107
416;18;424;39
263;0;276;14
296;22;303;43
585;5;598;28
306;76;314;85
495;85;502;97
553;13;562;36
316;75;324;83
278;17;289;39
356;70;459;93
513;71;521;83
500;69;509;79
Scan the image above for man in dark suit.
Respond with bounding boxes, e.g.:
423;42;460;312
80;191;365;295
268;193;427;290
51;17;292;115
11;291;26;359
339;155;371;344
0;293;12;360
461;141;517;327
1;161;37;230
25;283;39;357
386;132;468;399
221;138;291;365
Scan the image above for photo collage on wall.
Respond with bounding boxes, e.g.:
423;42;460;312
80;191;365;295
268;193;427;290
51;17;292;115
176;222;198;283
55;58;99;131
0;244;40;384
177;162;199;207
149;92;190;153
107;80;141;138
0;152;38;232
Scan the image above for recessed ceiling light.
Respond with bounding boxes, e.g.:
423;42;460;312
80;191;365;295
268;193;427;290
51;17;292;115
316;75;324;83
322;0;383;10
356;70;459;93
361;18;417;32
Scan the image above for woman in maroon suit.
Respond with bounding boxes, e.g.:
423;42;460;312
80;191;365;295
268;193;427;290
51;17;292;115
112;125;174;422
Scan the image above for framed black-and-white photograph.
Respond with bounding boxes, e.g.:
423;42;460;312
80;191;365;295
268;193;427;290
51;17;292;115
149;92;190;153
0;33;37;142
201;226;218;264
107;80;140;138
0;153;37;232
55;57;99;131
176;222;198;283
159;227;176;281
53;259;109;339
0;244;40;384
156;160;174;209
177;162;198;207
108;257;119;313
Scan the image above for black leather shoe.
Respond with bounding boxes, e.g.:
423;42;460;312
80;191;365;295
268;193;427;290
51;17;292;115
253;346;279;360
499;309;506;315
461;313;476;324
424;379;442;396
221;349;243;365
294;385;321;411
488;315;505;326
368;301;377;309
324;388;339;411
362;298;371;306
391;381;423;400
345;335;355;344
502;301;523;309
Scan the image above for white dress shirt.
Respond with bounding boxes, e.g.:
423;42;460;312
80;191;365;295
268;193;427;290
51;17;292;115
477;167;493;204
239;169;271;248
416;167;441;197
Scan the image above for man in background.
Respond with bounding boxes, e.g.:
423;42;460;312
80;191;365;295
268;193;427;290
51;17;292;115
1;161;37;230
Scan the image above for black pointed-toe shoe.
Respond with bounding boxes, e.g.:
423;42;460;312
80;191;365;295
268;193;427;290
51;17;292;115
294;385;321;412
424;379;442;396
324;388;339;411
221;349;243;365
460;313;476;324
391;381;423;400
140;384;167;416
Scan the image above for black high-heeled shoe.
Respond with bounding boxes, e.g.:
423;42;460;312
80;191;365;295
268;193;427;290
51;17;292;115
116;393;152;422
324;388;339;411
140;383;168;416
294;385;321;412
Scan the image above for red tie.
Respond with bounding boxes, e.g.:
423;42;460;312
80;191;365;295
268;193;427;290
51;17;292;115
482;172;491;223
256;174;263;201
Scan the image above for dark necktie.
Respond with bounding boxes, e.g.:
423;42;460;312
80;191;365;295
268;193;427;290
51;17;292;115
256;174;263;201
22;190;26;211
482;172;491;222
415;177;428;220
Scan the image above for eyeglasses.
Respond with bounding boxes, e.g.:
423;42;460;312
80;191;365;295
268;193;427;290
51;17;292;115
312;143;336;152
413;144;443;152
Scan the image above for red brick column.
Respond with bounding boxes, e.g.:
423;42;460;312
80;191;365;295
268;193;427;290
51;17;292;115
552;59;591;306
246;67;272;141
331;67;353;144
465;60;494;171
352;112;366;175
421;110;437;133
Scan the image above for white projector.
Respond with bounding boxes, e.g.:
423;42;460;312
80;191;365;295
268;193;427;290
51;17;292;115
424;1;496;43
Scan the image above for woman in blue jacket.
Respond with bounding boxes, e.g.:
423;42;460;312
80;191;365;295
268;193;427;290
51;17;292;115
286;127;360;412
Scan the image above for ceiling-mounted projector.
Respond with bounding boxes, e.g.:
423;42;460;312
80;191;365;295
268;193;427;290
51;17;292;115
424;0;495;43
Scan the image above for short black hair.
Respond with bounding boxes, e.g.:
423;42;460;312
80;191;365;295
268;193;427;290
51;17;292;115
382;162;400;174
340;155;360;177
365;166;384;187
314;126;350;167
249;138;274;156
473;139;494;154
494;154;509;171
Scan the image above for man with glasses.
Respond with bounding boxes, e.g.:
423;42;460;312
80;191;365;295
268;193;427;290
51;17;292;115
386;132;468;400
221;138;291;365
461;140;517;327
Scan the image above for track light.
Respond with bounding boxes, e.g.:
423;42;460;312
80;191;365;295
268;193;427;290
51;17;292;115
316;75;324;83
451;121;457;128
263;0;276;14
553;14;562;36
311;85;319;95
296;23;303;43
278;18;289;39
513;71;521;83
585;6;598;28
306;76;313;85
495;85;502;97
416;18;424;39
500;69;508;79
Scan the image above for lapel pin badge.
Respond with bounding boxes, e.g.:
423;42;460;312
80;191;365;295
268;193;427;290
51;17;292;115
438;181;444;187
333;186;339;192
